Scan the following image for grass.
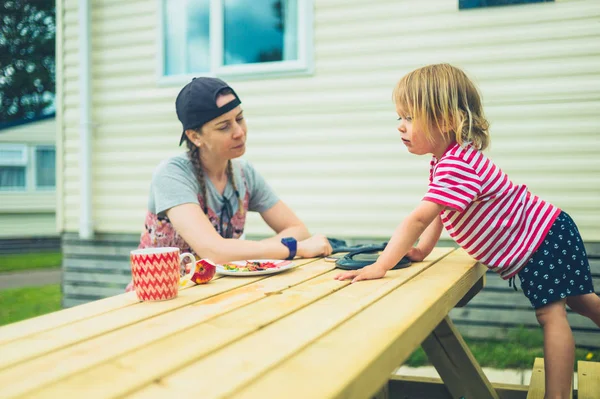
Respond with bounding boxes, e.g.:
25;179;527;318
405;326;600;369
0;252;62;273
0;284;62;326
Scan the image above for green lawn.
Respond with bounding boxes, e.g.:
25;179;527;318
0;284;62;326
405;327;600;369
0;252;62;273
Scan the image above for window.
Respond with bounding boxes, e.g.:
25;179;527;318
0;144;56;191
35;146;56;189
0;145;27;191
459;0;553;9
160;0;312;81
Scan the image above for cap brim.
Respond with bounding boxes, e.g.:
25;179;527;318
179;131;186;146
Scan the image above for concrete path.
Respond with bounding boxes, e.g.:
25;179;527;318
0;269;61;290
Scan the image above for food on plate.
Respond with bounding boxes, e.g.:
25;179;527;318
221;260;287;273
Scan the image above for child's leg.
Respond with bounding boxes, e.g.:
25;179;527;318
566;293;600;327
535;298;574;399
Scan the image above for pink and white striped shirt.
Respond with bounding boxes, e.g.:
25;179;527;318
423;143;560;279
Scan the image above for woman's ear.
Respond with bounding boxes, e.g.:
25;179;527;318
185;129;202;147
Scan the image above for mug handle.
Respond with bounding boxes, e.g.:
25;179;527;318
179;252;196;288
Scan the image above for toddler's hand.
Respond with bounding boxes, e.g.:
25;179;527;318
334;263;387;283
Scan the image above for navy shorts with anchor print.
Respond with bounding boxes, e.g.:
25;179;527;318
516;211;595;309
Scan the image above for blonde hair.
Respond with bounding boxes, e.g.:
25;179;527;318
392;63;490;151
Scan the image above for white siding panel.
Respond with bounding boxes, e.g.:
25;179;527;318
58;0;600;241
0;120;56;144
0;214;58;238
0;193;56;212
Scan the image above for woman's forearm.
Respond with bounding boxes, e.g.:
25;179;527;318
198;238;288;264
260;224;311;244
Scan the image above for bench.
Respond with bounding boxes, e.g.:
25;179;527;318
578;360;600;399
527;357;600;399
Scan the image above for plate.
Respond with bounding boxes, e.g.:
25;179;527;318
216;259;295;276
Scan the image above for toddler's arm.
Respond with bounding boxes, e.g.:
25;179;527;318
335;200;444;283
406;215;443;261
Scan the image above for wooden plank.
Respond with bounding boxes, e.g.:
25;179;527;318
31;248;453;399
584;242;600;258
0;258;334;398
589;258;600;274
0;272;265;371
451;307;598;329
124;247;458;399
460;290;536;307
577;360;600;399
456;273;485;307
483;273;600;290
62;257;129;271
371;385;389;399
63;283;125;297
61;297;95;308
0;291;137;346
62;243;136;257
455;288;599;309
421;317;499;399
63;271;132;285
526;358;545;399
388;375;529;399
224;249;485;399
452;322;600;349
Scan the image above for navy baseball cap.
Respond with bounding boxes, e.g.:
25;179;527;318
175;77;242;145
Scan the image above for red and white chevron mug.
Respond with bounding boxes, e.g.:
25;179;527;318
129;247;195;301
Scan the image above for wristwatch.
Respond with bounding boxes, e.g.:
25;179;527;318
281;237;297;260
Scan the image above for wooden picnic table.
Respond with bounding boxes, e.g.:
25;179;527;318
0;247;498;399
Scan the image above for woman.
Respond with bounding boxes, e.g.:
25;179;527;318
137;77;331;269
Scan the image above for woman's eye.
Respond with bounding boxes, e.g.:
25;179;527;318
218;124;229;131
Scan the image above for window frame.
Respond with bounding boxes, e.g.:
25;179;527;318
0;144;28;191
0;144;56;192
458;0;554;10
33;145;57;190
156;0;314;86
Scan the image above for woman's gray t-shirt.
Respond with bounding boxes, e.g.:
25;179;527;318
138;153;279;254
148;153;279;217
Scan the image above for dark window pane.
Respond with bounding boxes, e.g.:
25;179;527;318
459;0;554;9
36;147;56;188
0;166;26;190
223;0;297;65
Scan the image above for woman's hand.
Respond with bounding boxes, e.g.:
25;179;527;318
334;263;388;283
297;234;333;258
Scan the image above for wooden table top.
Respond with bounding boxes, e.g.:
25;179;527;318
0;247;486;399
